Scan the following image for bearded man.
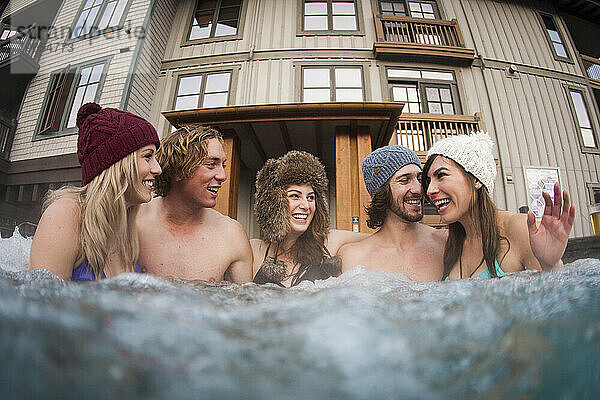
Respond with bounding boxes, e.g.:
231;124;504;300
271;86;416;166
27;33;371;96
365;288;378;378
338;145;446;281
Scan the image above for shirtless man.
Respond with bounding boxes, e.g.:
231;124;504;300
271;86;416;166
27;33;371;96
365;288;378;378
338;145;446;281
137;126;253;283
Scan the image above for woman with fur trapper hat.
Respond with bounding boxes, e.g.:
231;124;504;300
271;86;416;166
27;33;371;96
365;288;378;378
422;132;574;280
29;102;161;281
251;151;367;287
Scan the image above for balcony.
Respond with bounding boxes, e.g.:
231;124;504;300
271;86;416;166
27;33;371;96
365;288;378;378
0;25;44;74
373;14;475;64
581;54;600;90
396;112;483;162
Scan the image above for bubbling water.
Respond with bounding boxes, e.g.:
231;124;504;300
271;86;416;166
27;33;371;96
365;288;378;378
1;231;599;399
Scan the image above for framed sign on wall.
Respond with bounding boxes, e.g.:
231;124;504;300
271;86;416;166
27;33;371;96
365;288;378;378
523;166;561;219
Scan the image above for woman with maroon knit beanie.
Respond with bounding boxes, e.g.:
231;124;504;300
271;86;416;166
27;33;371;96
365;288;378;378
29;103;161;281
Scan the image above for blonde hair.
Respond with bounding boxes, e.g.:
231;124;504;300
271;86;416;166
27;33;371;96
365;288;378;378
44;151;141;280
154;125;222;196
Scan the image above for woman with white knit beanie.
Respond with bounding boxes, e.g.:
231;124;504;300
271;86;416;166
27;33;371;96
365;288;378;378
422;132;575;280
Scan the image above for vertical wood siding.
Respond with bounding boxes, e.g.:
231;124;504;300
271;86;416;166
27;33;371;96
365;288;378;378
163;0;374;62
10;0;151;162
453;0;581;75
126;0;177;118
472;66;599;236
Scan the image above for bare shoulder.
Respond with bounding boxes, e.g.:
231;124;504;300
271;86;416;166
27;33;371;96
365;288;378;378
209;209;247;236
421;224;448;244
338;239;367;257
338;235;374;271
39;196;81;228
250;238;267;254
208;210;251;259
497;210;540;271
326;229;370;255
498;211;528;240
30;196;81;276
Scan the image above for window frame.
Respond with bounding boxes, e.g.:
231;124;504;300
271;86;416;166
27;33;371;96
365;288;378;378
183;0;248;45
385;67;462;115
586;182;600;206
297;0;365;36
537;11;572;63
169;66;240;114
565;85;600;154
172;70;233;111
299;64;368;102
0;24;18;41
33;57;111;141
66;0;133;43
375;0;441;19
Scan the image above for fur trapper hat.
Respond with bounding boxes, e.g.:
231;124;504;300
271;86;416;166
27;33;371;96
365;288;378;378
254;151;330;243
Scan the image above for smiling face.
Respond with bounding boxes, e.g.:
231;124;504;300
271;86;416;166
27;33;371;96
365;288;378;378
426;156;476;224
128;144;161;205
179;138;227;208
286;184;316;236
387;163;423;222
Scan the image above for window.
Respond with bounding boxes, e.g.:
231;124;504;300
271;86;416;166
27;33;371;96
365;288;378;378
0;28;18;40
388;68;458;114
589;185;600;205
188;0;243;41
174;71;232;110
37;61;107;136
303;0;358;31
539;13;569;60
302;66;364;102
70;0;129;39
378;1;439;19
568;88;597;149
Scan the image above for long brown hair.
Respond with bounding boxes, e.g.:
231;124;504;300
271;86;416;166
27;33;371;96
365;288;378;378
422;155;504;279
287;186;332;286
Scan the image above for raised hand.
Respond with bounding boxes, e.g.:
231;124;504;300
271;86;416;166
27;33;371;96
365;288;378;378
527;182;576;270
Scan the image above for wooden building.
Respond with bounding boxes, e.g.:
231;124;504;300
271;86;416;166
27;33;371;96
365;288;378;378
1;0;599;238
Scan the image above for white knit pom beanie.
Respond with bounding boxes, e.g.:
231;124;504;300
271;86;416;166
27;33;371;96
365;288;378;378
426;131;497;196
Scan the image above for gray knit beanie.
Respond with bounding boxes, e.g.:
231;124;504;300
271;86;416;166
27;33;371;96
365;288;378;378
362;145;422;198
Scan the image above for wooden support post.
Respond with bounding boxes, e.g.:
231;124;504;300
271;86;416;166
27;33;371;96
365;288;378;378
335;125;375;233
215;134;240;219
357;126;374;233
335;126;352;231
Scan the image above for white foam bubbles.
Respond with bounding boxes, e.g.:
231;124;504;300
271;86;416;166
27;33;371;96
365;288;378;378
0;228;32;272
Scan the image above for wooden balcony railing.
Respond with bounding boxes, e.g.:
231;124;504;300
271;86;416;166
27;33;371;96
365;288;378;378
0;116;16;161
0;25;44;70
581;54;600;90
396;112;483;161
373;14;475;63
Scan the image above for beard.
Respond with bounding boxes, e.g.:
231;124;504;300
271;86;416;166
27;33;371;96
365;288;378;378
389;195;423;223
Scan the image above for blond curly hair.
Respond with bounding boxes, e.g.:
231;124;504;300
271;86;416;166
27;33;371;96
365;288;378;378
154;125;223;197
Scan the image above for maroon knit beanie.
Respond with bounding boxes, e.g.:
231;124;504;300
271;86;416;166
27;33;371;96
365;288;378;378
76;103;160;185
